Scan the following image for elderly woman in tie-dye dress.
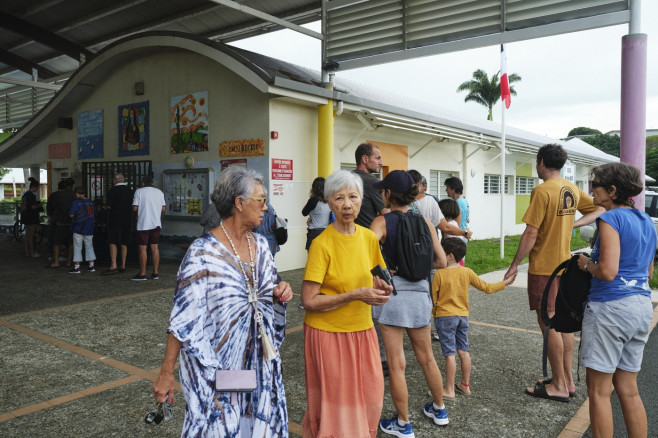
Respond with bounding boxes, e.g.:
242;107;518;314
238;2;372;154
153;166;293;437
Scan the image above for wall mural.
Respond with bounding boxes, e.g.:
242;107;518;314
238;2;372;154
78;109;103;159
170;91;208;154
118;101;149;156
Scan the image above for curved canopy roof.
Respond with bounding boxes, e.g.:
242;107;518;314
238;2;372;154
0;31;617;168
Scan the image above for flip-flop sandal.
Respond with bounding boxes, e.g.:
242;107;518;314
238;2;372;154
455;382;471;395
537;377;577;398
525;383;570;403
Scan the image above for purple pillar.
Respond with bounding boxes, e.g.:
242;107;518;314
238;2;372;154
620;33;647;211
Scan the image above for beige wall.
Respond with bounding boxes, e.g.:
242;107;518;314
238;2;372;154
267;99;318;271
10;49;271;237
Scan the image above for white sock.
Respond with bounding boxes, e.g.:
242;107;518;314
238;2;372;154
433;402;445;410
89;262;94;267
397;418;410;426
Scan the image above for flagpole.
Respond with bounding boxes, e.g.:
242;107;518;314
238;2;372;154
500;101;506;259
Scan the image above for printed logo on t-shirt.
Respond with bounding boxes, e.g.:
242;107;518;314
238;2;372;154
557;186;577;216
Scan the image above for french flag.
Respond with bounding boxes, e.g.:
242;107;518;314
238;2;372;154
500;44;511;109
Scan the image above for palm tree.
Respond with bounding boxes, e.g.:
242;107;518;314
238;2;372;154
457;69;521;121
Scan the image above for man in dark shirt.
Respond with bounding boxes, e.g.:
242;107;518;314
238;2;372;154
353;143;388;228
104;173;134;274
352;142;390;376
49;178;75;268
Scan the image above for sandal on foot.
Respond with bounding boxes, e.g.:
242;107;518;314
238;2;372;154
455;382;471;395
537;377;577;398
525;383;570;403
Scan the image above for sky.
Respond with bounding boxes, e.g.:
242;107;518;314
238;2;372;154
231;2;657;140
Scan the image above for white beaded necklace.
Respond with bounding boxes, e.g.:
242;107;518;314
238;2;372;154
220;221;257;302
219;221;277;360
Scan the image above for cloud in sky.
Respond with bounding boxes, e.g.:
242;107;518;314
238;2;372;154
231;3;657;139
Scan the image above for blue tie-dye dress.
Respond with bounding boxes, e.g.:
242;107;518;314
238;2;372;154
168;231;288;437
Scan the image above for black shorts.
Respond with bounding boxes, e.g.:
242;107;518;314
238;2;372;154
136;227;161;245
53;225;73;245
108;224;133;246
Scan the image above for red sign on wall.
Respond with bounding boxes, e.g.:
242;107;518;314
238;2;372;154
48;142;71;159
271;158;293;180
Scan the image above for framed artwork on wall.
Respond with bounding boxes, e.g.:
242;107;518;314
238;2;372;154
78;109;103;159
170;91;208;154
118;101;149;156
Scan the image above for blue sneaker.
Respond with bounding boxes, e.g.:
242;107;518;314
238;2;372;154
423;402;449;426
380;415;415;438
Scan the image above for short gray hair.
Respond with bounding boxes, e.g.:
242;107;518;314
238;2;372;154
324;170;363;200
114;173;125;183
211;167;265;220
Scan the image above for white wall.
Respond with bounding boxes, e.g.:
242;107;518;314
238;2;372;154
267;99;318;272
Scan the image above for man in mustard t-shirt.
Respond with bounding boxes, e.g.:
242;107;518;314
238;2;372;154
504;144;603;402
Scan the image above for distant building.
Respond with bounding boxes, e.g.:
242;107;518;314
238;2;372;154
604;129;658;138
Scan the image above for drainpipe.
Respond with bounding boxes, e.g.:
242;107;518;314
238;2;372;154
318;70;335;178
620;0;647;210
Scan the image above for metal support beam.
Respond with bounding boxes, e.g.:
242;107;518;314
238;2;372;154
0;47;57;79
0;11;92;61
208;0;323;40
410;138;440;159
0;77;62;91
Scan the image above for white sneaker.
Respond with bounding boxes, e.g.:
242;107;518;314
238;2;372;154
31;252;41;258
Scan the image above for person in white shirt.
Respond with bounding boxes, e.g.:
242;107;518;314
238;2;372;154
408;170;472;241
132;175;166;281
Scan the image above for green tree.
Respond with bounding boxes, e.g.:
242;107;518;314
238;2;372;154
457;69;522;121
567;127;602;137
580;133;620;157
646;147;658;181
646;135;658;150
0;167;8;180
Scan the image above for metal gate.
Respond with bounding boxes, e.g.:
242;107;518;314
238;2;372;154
82;160;151;232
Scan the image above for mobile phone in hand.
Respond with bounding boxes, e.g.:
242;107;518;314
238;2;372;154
370;264;397;295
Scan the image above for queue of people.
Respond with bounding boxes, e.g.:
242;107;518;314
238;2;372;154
19;142;651;437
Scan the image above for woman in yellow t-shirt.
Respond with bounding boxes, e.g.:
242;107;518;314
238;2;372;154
301;170;393;438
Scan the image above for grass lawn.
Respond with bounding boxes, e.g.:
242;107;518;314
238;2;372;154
468;230;658;290
466;229;590;275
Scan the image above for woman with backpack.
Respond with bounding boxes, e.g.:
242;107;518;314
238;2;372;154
576;162;656;438
369;170;449;437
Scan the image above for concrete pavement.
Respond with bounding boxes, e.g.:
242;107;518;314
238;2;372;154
1;236;656;437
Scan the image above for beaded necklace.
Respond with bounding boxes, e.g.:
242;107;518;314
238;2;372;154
220;221;257;302
219;221;277;360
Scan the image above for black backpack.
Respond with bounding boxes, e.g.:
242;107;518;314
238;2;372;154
390;211;433;282
540;253;591;376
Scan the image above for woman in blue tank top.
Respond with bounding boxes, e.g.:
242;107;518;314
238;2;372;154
576;162;656;438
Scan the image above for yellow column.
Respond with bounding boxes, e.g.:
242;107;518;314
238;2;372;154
317;99;334;178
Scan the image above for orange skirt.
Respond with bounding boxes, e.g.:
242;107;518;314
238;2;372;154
302;324;384;438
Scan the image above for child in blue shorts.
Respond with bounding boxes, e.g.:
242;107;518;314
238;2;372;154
431;239;516;398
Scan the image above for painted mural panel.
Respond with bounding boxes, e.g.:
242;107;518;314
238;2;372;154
170;91;208;153
78;110;103;159
118;101;149;156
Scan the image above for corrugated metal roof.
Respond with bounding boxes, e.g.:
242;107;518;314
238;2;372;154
0;0;321;128
324;0;630;70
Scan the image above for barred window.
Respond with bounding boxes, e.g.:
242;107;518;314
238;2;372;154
484;174;500;194
515;177;538;195
430;170;457;200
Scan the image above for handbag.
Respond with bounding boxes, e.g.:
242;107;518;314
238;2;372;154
274;215;288;245
215;369;257;406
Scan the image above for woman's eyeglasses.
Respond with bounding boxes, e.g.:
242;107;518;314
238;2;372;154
589;181;610;191
245;196;267;206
